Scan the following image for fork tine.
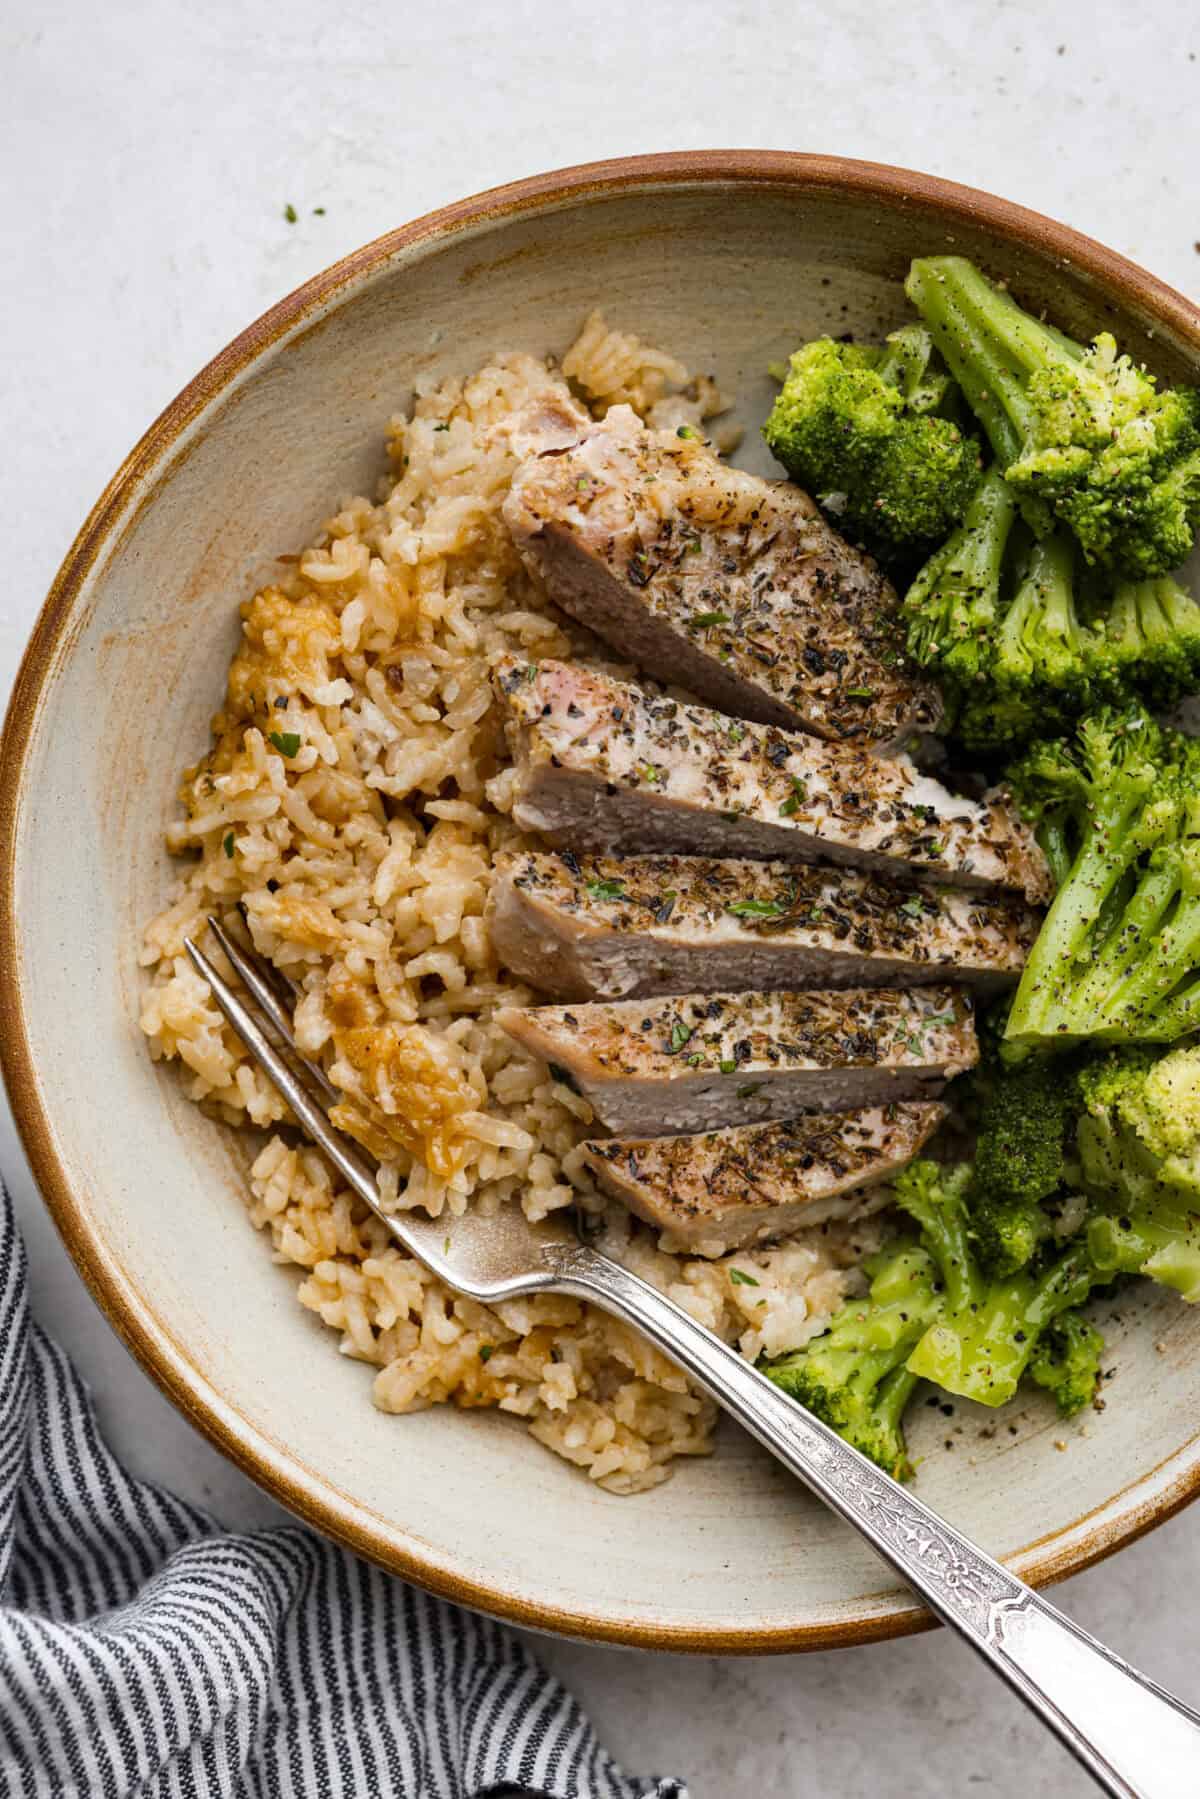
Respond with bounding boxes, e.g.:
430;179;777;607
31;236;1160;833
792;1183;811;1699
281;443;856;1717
237;899;304;1005
184;936;382;1216
206;914;339;1102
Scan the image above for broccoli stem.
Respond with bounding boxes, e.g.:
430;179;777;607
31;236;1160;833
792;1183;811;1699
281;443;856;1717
907;1240;1099;1406
1005;785;1167;1044
994;530;1086;685
1088;1204;1200;1302
902;465;1017;674
905;257;1069;471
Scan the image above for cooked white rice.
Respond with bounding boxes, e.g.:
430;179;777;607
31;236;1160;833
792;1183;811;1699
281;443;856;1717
139;315;877;1493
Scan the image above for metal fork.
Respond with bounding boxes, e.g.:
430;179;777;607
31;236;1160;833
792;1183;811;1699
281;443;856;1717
187;917;1200;1799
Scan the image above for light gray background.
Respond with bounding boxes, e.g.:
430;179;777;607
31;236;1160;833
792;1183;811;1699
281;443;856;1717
3;2;1198;1793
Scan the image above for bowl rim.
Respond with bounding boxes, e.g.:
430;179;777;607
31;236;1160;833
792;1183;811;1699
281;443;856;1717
5;148;1200;1655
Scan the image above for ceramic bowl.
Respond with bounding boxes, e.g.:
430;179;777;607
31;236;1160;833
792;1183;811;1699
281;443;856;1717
5;152;1200;1653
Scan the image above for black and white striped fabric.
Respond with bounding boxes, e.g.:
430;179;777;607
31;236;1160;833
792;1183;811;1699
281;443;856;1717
0;1186;686;1797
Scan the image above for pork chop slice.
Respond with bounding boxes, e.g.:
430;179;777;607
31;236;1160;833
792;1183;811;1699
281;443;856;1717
495;656;1049;902
488;851;1040;1003
582;1102;946;1255
496;986;976;1136
501;402;940;751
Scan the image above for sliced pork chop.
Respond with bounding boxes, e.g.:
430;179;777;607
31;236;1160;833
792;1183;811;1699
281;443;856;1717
495;657;1049;902
501;402;940;750
582;1103;946;1255
488;851;1040;1003
497;986;976;1136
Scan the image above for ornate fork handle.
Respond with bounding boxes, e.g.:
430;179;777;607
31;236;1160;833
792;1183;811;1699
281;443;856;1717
556;1243;1200;1799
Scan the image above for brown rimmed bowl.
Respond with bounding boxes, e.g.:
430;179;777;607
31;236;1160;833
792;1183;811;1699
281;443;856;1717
4;151;1200;1654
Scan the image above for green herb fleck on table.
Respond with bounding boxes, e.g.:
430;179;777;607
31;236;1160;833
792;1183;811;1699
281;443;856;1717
283;203;298;224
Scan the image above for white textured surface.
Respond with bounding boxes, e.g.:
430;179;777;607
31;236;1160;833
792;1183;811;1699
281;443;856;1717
3;1;1199;1792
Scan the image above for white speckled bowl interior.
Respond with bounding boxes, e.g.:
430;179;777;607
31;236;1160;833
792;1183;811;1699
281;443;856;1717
5;154;1200;1651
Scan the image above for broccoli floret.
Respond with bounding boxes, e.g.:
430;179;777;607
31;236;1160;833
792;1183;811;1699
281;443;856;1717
763;328;984;566
952;528;1102;750
895;1160;1101;1407
761;1242;941;1478
1029;1309;1105;1416
1003;705;1200;1048
970;1058;1079;1274
901;464;1018;681
906;256;1200;578
1096;573;1200;708
1076;1046;1200;1300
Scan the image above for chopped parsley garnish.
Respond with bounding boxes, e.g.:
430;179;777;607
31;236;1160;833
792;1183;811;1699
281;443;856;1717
845;686;875;700
899;895;931;920
676;424;698;439
684;538;703;555
666;1021;695;1055
693;611;730;628
728;1267;760;1287
638;762;662;785
283;202;298;223
585;878;627;902
725;888;794;921
719;1058;737;1074
726;722;746;745
222;831;235;859
778;777;808;817
268;731;302;757
904;1009;958;1054
479;1344;494;1362
686;1052;704;1067
524;663;539;682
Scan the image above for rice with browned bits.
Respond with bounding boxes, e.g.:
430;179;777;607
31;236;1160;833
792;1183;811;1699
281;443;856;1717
139;314;880;1494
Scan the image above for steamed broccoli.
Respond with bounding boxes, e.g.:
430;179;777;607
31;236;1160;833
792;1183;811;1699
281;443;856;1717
904;476;1200;752
969;1058;1079;1274
895;1160;1101;1408
1098;574;1200;706
1076;1046;1200;1301
951;526;1100;750
763;326;984;565
1029;1310;1105;1416
906;255;1200;577
1005;707;1200;1048
761;1242;941;1478
901;464;1018;680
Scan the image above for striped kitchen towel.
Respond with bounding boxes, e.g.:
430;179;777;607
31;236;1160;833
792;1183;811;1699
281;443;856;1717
0;1185;687;1798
